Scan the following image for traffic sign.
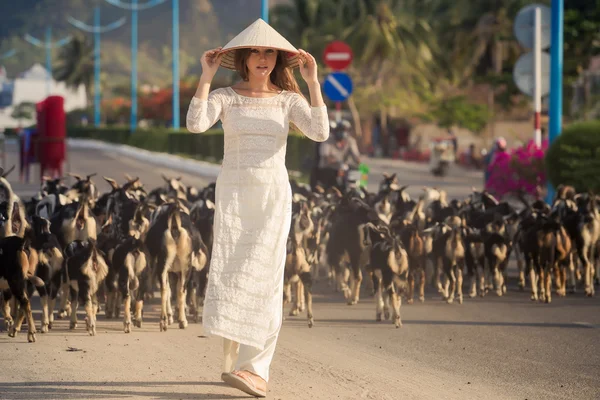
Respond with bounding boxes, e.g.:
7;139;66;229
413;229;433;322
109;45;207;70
323;41;353;70
513;51;550;97
514;4;551;50
323;72;353;102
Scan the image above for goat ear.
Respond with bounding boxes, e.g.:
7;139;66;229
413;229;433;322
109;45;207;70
205;199;215;210
103;176;119;190
331;187;342;198
68;172;82;181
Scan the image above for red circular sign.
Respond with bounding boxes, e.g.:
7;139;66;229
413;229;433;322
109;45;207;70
323;41;353;70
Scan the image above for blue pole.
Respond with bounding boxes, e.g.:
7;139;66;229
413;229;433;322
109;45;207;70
261;0;268;23
546;0;563;204
46;26;52;96
131;0;138;132
172;0;179;129
94;6;101;127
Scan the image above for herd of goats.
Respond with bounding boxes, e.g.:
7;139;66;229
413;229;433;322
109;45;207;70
0;164;599;344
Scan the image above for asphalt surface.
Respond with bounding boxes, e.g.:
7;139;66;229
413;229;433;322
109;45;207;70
1;142;599;400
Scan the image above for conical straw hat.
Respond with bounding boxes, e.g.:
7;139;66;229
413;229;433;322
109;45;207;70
219;18;299;70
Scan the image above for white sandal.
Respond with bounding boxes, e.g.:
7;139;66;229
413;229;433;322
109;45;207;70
222;370;267;398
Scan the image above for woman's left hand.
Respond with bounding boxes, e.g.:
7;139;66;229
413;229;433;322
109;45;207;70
298;49;318;84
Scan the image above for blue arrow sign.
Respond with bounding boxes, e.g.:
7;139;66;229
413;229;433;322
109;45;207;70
323;72;353;102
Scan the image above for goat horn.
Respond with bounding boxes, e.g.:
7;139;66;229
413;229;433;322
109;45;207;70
2;165;15;178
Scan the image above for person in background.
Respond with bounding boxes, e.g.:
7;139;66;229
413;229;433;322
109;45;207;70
484;137;507;184
448;128;458;159
310;119;337;190
372;116;381;156
317;119;361;189
466;143;476;167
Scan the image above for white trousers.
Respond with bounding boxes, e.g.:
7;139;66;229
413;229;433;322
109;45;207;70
222;246;286;383
222;307;282;382
221;189;291;383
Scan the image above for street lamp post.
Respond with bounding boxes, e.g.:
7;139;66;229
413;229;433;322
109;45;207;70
261;0;269;23
67;6;127;127
172;0;179;129
546;0;563;204
24;27;72;96
104;0;167;132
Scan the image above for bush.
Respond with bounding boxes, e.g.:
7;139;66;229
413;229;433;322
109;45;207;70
545;120;600;193
486;140;548;198
430;95;492;135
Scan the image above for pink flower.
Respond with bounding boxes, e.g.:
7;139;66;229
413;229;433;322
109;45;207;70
485;142;547;198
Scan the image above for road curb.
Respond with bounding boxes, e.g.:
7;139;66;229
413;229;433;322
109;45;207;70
67;138;221;179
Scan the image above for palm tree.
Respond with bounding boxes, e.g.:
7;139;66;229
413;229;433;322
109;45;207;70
53;33;94;103
431;0;537;141
272;0;437;146
433;0;534;86
341;0;437;143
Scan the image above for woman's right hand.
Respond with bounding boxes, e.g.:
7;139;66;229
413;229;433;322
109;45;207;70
200;47;223;80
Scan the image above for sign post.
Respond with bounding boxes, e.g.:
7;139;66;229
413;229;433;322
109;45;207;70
323;41;353;122
513;3;551;147
534;7;542;147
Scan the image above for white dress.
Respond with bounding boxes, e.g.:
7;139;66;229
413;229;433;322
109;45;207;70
186;87;329;349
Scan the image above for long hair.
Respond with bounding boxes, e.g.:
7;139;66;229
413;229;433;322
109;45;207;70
234;48;303;97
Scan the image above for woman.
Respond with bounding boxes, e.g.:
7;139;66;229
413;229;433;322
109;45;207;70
186;19;329;397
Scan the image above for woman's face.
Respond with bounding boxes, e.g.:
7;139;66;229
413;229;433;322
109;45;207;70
245;47;278;79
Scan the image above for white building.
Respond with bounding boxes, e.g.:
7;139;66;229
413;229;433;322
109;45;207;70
0;63;87;129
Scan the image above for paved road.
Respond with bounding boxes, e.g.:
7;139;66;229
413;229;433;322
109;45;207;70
2;143;599;400
364;156;484;199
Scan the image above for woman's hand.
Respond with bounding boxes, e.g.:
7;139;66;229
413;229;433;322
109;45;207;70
200;47;223;80
297;49;318;84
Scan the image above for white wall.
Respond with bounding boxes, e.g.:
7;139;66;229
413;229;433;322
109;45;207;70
0;63;87;129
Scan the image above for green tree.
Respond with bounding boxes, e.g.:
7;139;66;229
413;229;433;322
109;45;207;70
53;33;94;103
429;95;491;135
10;102;36;127
272;0;437;145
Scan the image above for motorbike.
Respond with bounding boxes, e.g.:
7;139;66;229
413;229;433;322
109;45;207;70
429;138;455;177
337;162;369;194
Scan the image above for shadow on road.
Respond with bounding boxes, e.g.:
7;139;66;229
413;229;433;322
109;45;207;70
301;319;596;329
0;381;249;400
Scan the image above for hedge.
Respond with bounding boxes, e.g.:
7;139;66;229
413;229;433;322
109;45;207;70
545;120;600;193
66;126;317;173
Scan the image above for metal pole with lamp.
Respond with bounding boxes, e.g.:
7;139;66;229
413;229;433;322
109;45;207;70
261;0;269;23
24;28;72;97
546;0;563;204
172;0;179;129
67;7;127;127
104;0;168;132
